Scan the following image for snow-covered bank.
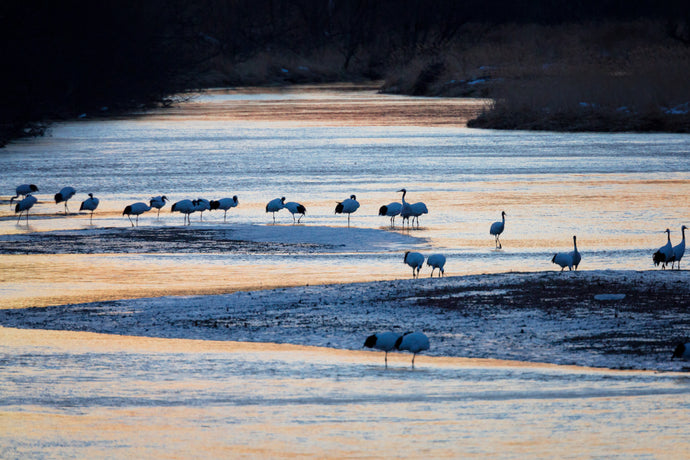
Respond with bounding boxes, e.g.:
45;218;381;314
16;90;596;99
1;270;688;371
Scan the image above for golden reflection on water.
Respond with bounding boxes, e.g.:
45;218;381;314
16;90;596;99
0;254;401;309
2;170;688;309
2;327;688;458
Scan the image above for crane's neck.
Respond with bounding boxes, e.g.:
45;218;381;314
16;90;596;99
667;231;671;243
400;190;407;204
573;236;577;250
682;227;687;242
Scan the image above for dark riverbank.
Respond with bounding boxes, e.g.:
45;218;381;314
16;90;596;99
2;2;689;146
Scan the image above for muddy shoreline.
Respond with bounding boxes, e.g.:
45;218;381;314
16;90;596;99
1;270;688;371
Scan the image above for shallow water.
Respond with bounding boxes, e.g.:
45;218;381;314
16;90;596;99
2;327;690;458
1;85;689;307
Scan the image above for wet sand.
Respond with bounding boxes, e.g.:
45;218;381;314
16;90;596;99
2;269;689;372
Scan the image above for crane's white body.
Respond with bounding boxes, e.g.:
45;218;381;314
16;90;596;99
122;202;151;227
284;201;306;223
335;195;359;226
171;199;196;225
404;251;425;278
210;196;239;222
14;194;38;223
363;332;402;366
653;229;674;269
398;189;427;228
80;193;99;224
149;195;168;217
490;211;506;249
672;225;687;270
552;236;578;272
427;254;446;277
266;197;286;223
194;198;210;221
378;202;402;227
10;184;38;207
395;331;430;368
54;186;76;214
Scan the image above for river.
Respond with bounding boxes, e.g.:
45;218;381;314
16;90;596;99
1;84;689;458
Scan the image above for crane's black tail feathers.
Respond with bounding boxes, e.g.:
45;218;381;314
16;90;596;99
653;250;665;266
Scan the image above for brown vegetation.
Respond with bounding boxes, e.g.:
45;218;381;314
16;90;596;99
381;21;690;132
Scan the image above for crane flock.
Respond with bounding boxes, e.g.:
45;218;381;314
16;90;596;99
5;183;688;368
5;184;687;273
364;331;430;368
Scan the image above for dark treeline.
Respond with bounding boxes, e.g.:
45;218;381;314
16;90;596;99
2;0;689;145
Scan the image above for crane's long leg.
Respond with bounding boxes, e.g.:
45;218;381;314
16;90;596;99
128;215;134;227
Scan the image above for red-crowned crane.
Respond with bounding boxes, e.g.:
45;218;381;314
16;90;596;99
122;202;151;227
14;194;38;223
490;211;506;249
171;199;195;225
149;196;168;218
194;198;210;221
284;201;306;224
403;251;424;278
335;194;359;227
398;189;427;228
427;254;446;277
552;236;577;272
10;184;38;208
395;331;430;368
210;196;239;222
653;229;674;269
379;202;402;228
266;197;286;223
363;332;402;367
54;186;76;214
79;193;99;224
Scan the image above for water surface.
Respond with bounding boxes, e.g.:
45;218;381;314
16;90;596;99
1;85;688;307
